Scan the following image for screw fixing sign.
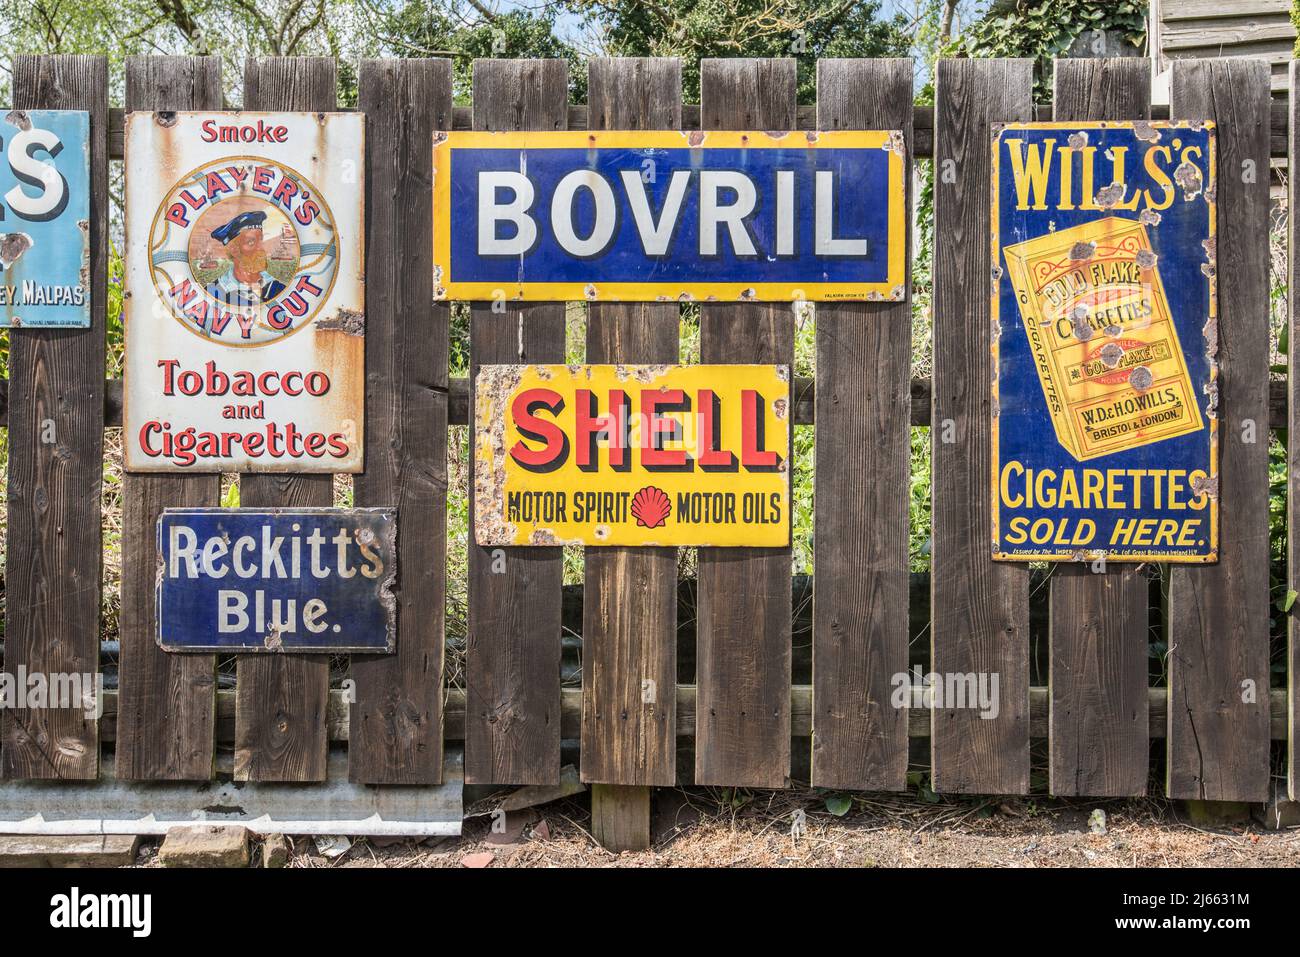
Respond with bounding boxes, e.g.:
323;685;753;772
992;121;1218;562
124;112;364;472
474;364;790;547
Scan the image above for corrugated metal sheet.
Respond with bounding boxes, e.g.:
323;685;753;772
0;749;462;836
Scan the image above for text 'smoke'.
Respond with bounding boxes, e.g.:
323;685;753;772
156;508;396;653
124;111;365;473
475;364;790;547
992;121;1218;562
434;130;906;302
0;109;90;327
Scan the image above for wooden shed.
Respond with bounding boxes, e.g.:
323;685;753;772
1151;0;1296;99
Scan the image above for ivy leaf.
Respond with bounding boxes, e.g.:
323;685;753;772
825;795;852;817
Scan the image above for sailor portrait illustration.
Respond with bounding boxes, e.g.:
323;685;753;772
204;209;287;307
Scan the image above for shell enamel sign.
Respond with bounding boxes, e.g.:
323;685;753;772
474;365;790;547
124;112;364;472
992;121;1217;562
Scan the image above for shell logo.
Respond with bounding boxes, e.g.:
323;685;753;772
631;486;671;529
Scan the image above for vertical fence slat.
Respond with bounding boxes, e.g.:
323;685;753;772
348;58;451;785
931;58;1033;794
0;56;107;780
232;56;336;783
1046;57;1152;798
1166;59;1271;802
464;58;568;786
694;58;796;789
810;58;912;792
1291;59;1300;804
116;56;222;782
580;58;681;790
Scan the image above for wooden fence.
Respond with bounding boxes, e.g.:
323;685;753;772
0;52;1294;850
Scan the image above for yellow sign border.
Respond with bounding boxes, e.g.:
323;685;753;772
432;130;907;303
989;120;1219;564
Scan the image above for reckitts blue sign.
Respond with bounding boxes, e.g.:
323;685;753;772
156;508;396;652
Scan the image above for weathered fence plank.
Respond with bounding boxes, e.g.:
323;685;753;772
1047;58;1152;798
0;55;107;780
232;56;336;783
580;58;681;792
694;58;796;789
809;58;912;792
931;58;1033;794
464;58;568;786
116;56;222;782
1166;59;1272;802
348;58;451;785
1291;59;1300;804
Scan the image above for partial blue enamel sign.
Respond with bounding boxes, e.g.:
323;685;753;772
157;508;397;653
0;109;90;327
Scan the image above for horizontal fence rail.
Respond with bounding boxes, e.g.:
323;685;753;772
90;101;1298;161
0;376;1295;431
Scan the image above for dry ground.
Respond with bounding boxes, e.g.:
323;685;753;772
130;787;1300;868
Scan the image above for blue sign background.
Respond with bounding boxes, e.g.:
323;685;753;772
448;145;893;285
995;124;1216;561
0;109;90;327
156;508;396;652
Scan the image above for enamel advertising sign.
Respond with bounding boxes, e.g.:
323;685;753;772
156;508;396;653
0;109;90;327
992;121;1218;562
124;112;364;472
474;365;790;546
433;130;906;302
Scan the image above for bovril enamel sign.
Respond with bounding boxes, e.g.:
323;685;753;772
124;112;364;472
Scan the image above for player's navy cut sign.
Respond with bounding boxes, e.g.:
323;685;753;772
156;508;396;652
433;130;907;302
992;121;1218;563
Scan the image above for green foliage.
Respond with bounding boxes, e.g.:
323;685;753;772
367;2;586;103
221;478;241;509
946;0;1147;97
106;244;126;376
566;0;909;103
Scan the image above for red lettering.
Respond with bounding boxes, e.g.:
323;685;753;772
697;389;736;470
272;176;299;209
740;389;779;471
575;389;629;470
641;389;689;470
510;388;568;471
157;358;180;394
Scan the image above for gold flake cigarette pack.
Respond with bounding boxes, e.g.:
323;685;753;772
1000;216;1203;462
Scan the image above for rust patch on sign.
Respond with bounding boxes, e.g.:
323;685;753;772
318;308;365;336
